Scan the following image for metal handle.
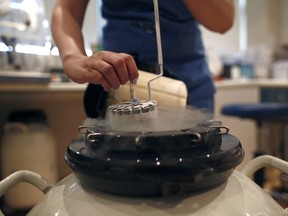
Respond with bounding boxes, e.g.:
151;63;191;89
87;132;102;143
78;126;88;135
0;170;53;197
211;126;230;135
242;155;288;179
0;170;54;216
147;0;164;101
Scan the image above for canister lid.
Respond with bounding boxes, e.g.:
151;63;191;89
65;121;244;197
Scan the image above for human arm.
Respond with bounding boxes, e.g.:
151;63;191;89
51;0;139;91
183;0;235;33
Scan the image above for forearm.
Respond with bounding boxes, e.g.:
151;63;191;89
183;0;235;33
50;0;139;88
51;0;88;63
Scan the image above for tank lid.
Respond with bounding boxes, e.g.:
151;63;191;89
65;121;244;197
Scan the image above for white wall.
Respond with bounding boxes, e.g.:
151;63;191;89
201;0;240;54
43;0;97;50
280;0;288;44
201;0;241;75
247;0;282;51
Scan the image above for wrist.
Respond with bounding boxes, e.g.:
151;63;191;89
62;54;88;83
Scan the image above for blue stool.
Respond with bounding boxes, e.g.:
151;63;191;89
221;103;288;187
222;103;288;121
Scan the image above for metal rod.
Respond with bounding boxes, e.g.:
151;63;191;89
148;0;164;101
130;81;137;104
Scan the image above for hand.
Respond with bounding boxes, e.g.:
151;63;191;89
63;51;139;91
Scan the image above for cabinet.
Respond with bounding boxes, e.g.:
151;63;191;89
261;87;288;103
214;81;259;171
0;83;87;179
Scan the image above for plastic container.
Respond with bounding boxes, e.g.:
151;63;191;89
0;110;58;210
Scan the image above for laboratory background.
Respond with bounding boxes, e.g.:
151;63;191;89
1;0;288;215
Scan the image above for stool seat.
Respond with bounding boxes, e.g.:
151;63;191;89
221;103;288;121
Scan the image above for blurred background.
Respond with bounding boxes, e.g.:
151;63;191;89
1;0;288;214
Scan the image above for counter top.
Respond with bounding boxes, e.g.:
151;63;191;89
0;70;87;92
215;78;288;88
1;78;288;92
0;82;88;92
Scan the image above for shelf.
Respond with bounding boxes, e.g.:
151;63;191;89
0;81;87;92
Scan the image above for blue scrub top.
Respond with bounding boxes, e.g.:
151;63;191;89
101;0;215;104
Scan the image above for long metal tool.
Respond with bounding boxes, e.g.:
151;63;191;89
129;0;163;103
123;0;164;113
147;0;164;101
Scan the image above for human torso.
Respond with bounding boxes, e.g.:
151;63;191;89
101;0;215;100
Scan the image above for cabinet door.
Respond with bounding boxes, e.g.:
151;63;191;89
214;85;259;171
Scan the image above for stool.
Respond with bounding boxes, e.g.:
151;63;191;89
221;103;288;189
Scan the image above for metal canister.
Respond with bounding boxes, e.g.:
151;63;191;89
107;100;159;132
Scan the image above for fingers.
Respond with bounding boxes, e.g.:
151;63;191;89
103;52;129;86
88;51;139;91
91;64;115;91
95;59;122;89
118;53;139;83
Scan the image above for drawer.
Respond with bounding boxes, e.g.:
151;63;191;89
261;87;288;103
